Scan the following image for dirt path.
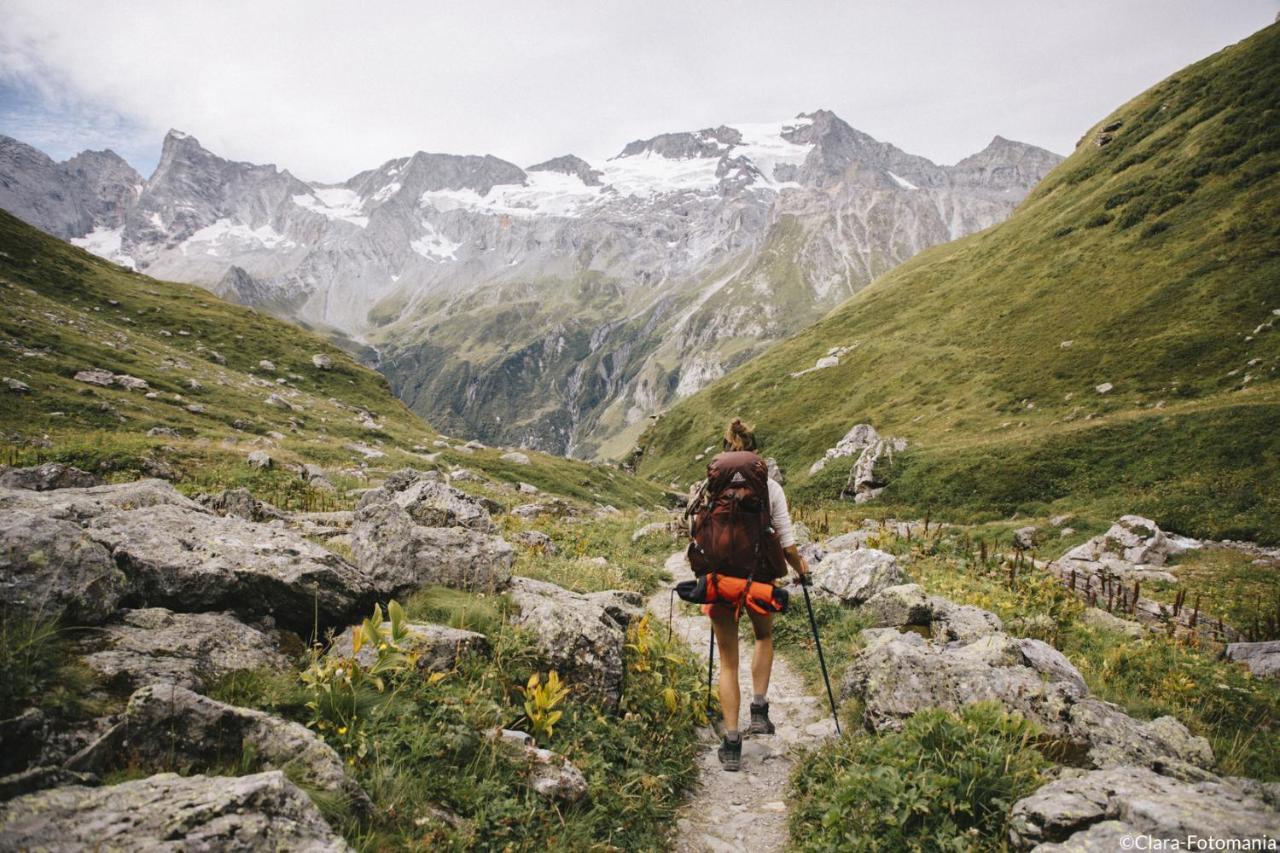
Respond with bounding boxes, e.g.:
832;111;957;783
650;552;837;853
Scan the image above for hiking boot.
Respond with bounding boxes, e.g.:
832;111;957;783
717;735;742;771
748;701;775;735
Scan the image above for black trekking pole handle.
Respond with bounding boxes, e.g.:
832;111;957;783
802;580;842;735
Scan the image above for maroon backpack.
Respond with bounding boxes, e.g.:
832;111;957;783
686;451;787;581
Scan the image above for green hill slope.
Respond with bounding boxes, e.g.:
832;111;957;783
635;23;1280;542
0;210;665;508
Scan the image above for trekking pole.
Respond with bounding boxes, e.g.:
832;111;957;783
801;579;842;735
668;588;676;641
706;627;716;715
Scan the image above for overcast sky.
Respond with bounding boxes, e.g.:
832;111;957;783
0;0;1275;183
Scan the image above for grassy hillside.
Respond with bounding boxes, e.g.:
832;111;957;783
635;23;1280;542
0;210;666;509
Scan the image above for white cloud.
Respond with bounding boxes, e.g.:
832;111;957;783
0;0;1274;182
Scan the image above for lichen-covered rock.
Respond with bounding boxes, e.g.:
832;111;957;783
929;599;1005;644
512;530;558;554
73;684;369;812
809;548;907;605
351;501;513;595
500;451;531;465
1059;515;1190;583
508;577;632;707
841;629;1211;772
0;770;351;851
0;463;99;491
360;468;496;533
328;621;490;672
527;746;588;803
0;509;126;624
0;478;202;523
1008;765;1280;850
82;609;288;692
1079;606;1146;638
860;583;933;628
246;449;273;469
85;503;373;633
198;487;286;522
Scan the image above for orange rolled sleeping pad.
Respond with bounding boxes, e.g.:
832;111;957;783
675;572;790;617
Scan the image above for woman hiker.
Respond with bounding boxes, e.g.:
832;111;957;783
686;418;810;772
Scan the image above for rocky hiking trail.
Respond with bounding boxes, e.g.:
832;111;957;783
651;552;836;853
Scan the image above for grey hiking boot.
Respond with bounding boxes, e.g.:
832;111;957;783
717;735;742;771
748;701;775;735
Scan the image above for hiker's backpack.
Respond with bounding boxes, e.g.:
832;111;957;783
686;450;787;582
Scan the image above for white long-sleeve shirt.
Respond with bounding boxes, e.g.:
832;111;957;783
768;478;796;549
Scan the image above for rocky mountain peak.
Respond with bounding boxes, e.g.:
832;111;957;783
528;154;604;186
615;125;743;160
400;151;528;195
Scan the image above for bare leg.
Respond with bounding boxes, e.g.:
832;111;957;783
708;605;740;731
748;610;773;699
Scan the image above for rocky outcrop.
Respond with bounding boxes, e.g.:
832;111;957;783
0;770;351;851
0;463;100;491
1058;515;1196;584
807;548;908;605
0;509;127;624
507;577;640;707
198;487;287;522
361;469;497;532
807;423;882;475
69;684;368;812
1226;641;1280;679
1008;765;1280;850
841;626;1212;773
351;502;513;595
82;608;288;692
328;621;490;672
842;437;908;503
0;480;374;632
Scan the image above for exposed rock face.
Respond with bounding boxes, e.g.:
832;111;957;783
843;437;908;503
507;577;639;707
1;117;1060;458
0;135;141;240
841;627;1212;773
807;548;907;605
361;468;497;532
1059;515;1192;584
808;423;881;475
73;684;369;812
328;621;490;672
0;509;126;624
1008;765;1280;850
0;770;351;851
0;463;100;491
82;608;288;692
860;583;934;629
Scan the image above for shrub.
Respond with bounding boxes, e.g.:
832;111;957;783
788;703;1051;852
0;610;98;720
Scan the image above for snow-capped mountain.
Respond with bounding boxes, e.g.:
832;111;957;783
0;111;1062;457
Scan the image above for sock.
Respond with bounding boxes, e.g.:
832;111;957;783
726;729;740;742
753;694;767;706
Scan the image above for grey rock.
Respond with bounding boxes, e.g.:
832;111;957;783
508;577;633;707
1009;766;1280;850
0;770;351;851
351;501;513;595
1079;607;1146;639
512;530;558;554
527;154;604;186
860;583;933;628
0;766;97;801
809;548;907;605
2;378;30;393
198;487;286;522
114;374;149;391
146;426;180;438
82;608;288;693
844;437;907;503
841;628;1211;772
73;368;115;386
527;746;588;803
930;599;1005;643
78;683;369;812
311;353;332;370
0;478;201;522
500;451;531;465
632;521;675;542
0;462;100;491
58;494;374;632
0;509;126;624
361;468;496;532
1226;641;1280;678
1014;526;1038;550
246;449;273;469
765;457;784;484
328;621;489;672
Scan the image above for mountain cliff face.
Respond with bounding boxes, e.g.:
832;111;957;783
0;111;1061;457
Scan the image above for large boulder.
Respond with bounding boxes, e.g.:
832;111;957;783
82;609;289;693
507;577;638;707
86;504;375;634
1059;515;1187;583
70;684;368;812
0;478;201;523
843;437;908;504
0;770;351;851
860;583;933;628
808;548;908;605
351;502;513;595
0;463;100;491
841;629;1212;773
0;509;127;624
361;469;496;532
328;621;490;672
1009;766;1280;850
